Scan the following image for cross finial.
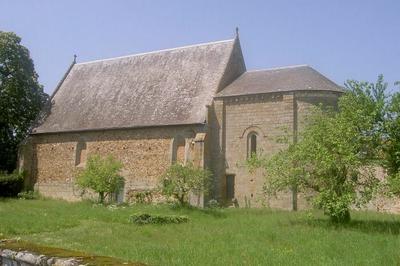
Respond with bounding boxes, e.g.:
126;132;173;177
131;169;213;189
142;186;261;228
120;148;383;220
235;27;239;38
73;54;77;64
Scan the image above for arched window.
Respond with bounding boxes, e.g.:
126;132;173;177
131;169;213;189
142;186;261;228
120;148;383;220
247;132;257;158
75;141;87;166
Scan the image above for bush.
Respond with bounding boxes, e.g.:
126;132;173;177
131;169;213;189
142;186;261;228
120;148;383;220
17;190;39;200
207;199;220;209
76;154;124;203
129;213;189;225
387;172;400;195
133;190;154;204
160;163;211;205
0;171;24;197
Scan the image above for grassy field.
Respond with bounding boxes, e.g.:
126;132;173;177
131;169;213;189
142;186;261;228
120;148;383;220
0;198;400;265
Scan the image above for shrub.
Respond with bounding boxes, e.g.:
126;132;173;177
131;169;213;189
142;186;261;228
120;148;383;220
133;190;154;204
207;199;220;209
0;171;24;197
76;154;124;203
129;213;189;225
17;190;39;200
160;163;211;205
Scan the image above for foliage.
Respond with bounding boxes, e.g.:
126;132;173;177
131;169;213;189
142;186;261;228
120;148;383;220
0;31;49;172
129;213;189;225
160;163;211;205
382;91;400;194
248;76;400;223
0;170;24;197
133;190;154;204
207;199;220;209
17;190;39;200
76;154;124;203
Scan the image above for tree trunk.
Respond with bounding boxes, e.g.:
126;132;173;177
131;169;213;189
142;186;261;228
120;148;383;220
99;192;105;204
178;194;185;205
331;208;351;223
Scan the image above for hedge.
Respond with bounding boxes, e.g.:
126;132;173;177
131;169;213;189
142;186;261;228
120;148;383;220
0;171;24;197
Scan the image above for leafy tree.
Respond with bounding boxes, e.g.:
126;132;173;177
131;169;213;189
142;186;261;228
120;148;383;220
0;170;24;197
160;163;211;205
248;76;398;223
76;154;124;203
383;85;400;195
0;31;49;172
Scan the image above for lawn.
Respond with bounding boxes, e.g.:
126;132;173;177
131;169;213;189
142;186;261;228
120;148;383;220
0;198;400;265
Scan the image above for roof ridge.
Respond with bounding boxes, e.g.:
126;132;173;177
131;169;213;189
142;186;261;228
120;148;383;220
247;64;309;73
76;39;235;66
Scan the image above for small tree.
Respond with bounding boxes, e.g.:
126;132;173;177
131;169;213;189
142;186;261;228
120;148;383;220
76;154;124;203
248;76;395;223
160;163;211;205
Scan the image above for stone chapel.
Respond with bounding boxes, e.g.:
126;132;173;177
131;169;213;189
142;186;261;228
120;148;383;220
19;33;343;208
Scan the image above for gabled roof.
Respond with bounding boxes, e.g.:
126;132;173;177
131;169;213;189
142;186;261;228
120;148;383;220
33;38;246;134
215;65;342;98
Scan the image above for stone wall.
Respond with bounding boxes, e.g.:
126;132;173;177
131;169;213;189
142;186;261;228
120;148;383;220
206;101;225;202
0;249;80;266
212;90;400;214
213;93;294;208
295;91;340;134
20;89;399;213
364;167;400;213
212;91;341;209
21;125;205;201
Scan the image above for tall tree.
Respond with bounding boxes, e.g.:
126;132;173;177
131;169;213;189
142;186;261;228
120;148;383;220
0;31;48;172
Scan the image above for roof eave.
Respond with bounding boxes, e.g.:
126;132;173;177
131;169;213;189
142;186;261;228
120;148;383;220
30;122;206;135
214;89;344;99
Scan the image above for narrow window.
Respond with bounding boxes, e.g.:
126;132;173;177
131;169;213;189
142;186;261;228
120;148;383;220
250;134;257;155
247;132;257;158
75;141;87;166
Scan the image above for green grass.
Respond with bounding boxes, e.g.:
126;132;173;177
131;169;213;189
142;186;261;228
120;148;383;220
1;198;400;265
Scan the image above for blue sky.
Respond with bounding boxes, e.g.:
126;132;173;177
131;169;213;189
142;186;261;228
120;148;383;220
1;0;399;94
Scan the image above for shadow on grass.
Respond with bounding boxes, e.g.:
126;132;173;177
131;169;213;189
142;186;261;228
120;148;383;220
169;204;227;218
293;218;400;235
0;197;14;202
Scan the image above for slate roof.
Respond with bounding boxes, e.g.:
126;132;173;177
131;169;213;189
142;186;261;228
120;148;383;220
216;65;342;98
33;38;245;134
